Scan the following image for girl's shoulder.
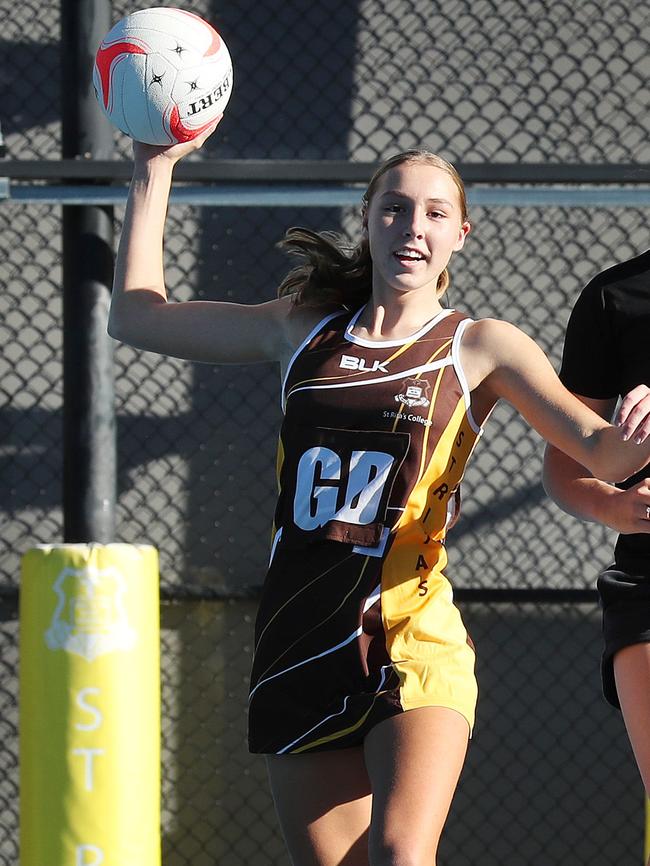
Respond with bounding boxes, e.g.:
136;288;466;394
462;316;517;345
460;317;536;378
280;296;349;355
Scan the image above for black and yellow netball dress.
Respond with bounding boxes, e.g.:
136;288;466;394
248;306;483;754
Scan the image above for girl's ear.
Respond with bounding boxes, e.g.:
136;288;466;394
453;220;471;252
361;202;369;235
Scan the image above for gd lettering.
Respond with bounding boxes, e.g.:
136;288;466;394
293;446;394;530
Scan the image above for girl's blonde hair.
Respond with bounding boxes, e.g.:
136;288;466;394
277;149;469;307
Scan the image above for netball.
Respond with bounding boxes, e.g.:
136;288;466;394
93;7;232;145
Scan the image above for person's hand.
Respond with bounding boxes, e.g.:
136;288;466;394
604;478;650;534
132;115;223;168
615;384;650;444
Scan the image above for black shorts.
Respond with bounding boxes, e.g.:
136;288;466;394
597;565;650;708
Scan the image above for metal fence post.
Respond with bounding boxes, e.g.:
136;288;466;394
61;0;116;542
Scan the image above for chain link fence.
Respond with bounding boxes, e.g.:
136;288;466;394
2;0;650;863
4;0;650;163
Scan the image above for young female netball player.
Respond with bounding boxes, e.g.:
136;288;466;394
108;118;650;866
544;251;650;866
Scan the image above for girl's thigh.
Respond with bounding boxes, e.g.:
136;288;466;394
363;706;469;865
266;747;372;866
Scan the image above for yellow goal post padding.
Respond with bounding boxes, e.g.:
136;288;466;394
19;543;161;866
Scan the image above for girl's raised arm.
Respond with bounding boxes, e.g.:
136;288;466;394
108;124;300;365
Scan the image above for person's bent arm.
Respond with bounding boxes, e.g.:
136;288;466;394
543;395;650;535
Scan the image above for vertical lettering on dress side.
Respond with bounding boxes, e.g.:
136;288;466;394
433;483;448;501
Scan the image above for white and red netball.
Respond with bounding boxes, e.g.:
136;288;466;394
93;7;233;145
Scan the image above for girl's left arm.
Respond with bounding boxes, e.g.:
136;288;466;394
461;318;650;482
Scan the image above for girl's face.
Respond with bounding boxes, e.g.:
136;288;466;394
365;162;470;302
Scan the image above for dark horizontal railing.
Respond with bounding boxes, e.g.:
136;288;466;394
2;159;650;185
0;585;599;611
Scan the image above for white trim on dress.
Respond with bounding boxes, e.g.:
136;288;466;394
344;304;456;348
281;310;348;410
451;318;483;435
